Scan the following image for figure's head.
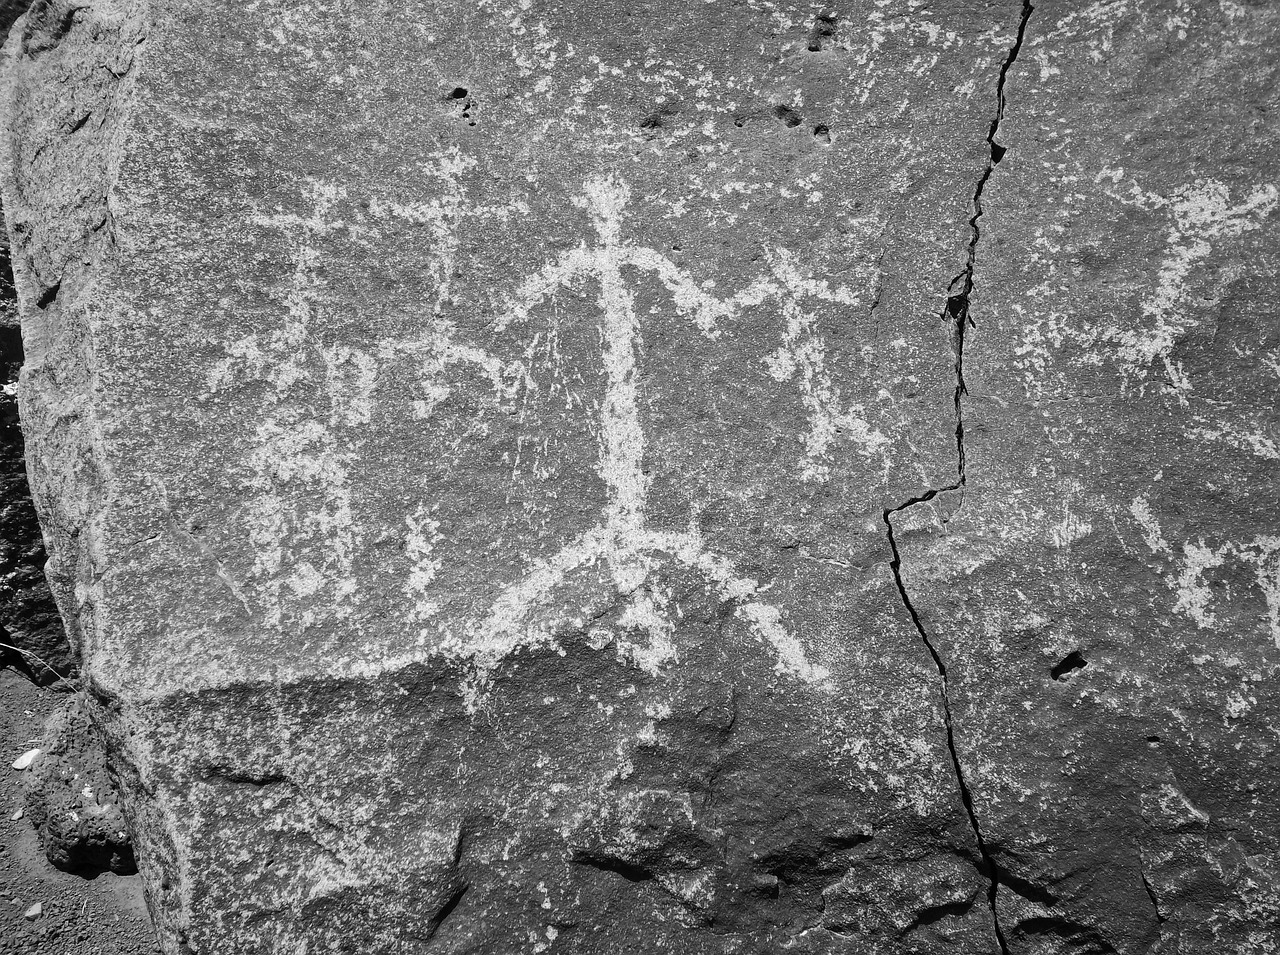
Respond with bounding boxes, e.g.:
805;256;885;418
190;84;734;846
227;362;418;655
576;175;631;245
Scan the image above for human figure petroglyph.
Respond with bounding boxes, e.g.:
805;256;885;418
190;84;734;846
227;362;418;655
209;158;529;631
439;176;834;699
208;180;365;630
758;246;890;481
211;170;867;695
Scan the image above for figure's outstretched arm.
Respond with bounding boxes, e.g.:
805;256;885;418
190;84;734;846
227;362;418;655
490;246;595;331
623;246;777;336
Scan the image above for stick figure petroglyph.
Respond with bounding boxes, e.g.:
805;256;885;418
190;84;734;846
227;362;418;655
208;180;367;631
759;247;890;481
213;169;865;697
439;176;834;699
209;157;529;632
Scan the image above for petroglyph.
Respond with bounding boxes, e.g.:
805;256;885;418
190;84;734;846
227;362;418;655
439;176;833;700
1098;172;1278;402
368;149;530;420
208;180;363;631
206;172;877;691
207;158;528;631
1130;495;1280;647
759;247;890;481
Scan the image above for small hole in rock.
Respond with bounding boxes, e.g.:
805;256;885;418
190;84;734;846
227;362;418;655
813;124;831;143
807;12;838;52
448;87;468;99
1050;650;1088;681
772;104;802;128
991;142;1007;164
36;283;60;309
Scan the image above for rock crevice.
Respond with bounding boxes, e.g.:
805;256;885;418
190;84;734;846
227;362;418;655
882;4;1036;953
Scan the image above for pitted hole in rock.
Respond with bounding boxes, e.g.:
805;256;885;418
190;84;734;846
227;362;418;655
813;124;831;144
945;291;969;324
1013;915;1119;953
756;832;873;913
1000;866;1058;909
903;898;979;933
66;110;93;134
1050;651;1088;682
35;281;60;309
571;850;656;884
772;104;803;128
806;12;838;51
444;86;477;126
423;881;469;941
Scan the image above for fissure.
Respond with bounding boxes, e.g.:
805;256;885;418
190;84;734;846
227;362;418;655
884;3;1035;953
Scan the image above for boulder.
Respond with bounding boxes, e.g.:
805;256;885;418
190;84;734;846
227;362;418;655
23;692;136;875
2;0;1277;953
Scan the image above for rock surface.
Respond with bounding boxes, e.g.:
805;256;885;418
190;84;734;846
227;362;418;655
0;315;71;684
0;0;71;686
1;0;1277;953
1;667;156;955
891;3;1280;951
22;692;136;875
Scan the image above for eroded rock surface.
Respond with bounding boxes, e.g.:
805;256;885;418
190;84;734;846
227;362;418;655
0;314;72;683
23;692;137;876
0;0;71;686
1;0;1277;953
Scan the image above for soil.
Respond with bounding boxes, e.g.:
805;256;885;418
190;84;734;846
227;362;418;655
1;668;157;955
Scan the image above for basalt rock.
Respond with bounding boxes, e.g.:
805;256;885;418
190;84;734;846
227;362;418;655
23;692;136;876
0;318;72;684
1;0;1277;953
0;0;73;686
890;3;1280;951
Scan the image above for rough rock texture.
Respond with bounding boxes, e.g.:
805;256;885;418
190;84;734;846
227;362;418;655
2;668;157;955
0;317;71;683
1;0;1278;953
890;3;1280;952
0;0;71;686
22;692;137;875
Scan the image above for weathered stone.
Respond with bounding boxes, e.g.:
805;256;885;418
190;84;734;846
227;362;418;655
890;1;1280;952
0;316;72;684
23;692;136;876
2;0;1277;953
0;0;73;687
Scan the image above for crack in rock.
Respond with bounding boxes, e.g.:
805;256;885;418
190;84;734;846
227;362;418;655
885;3;1035;953
884;501;1011;953
944;0;1035;488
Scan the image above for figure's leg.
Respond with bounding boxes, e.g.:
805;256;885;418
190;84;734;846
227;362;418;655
446;527;614;695
639;529;830;685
